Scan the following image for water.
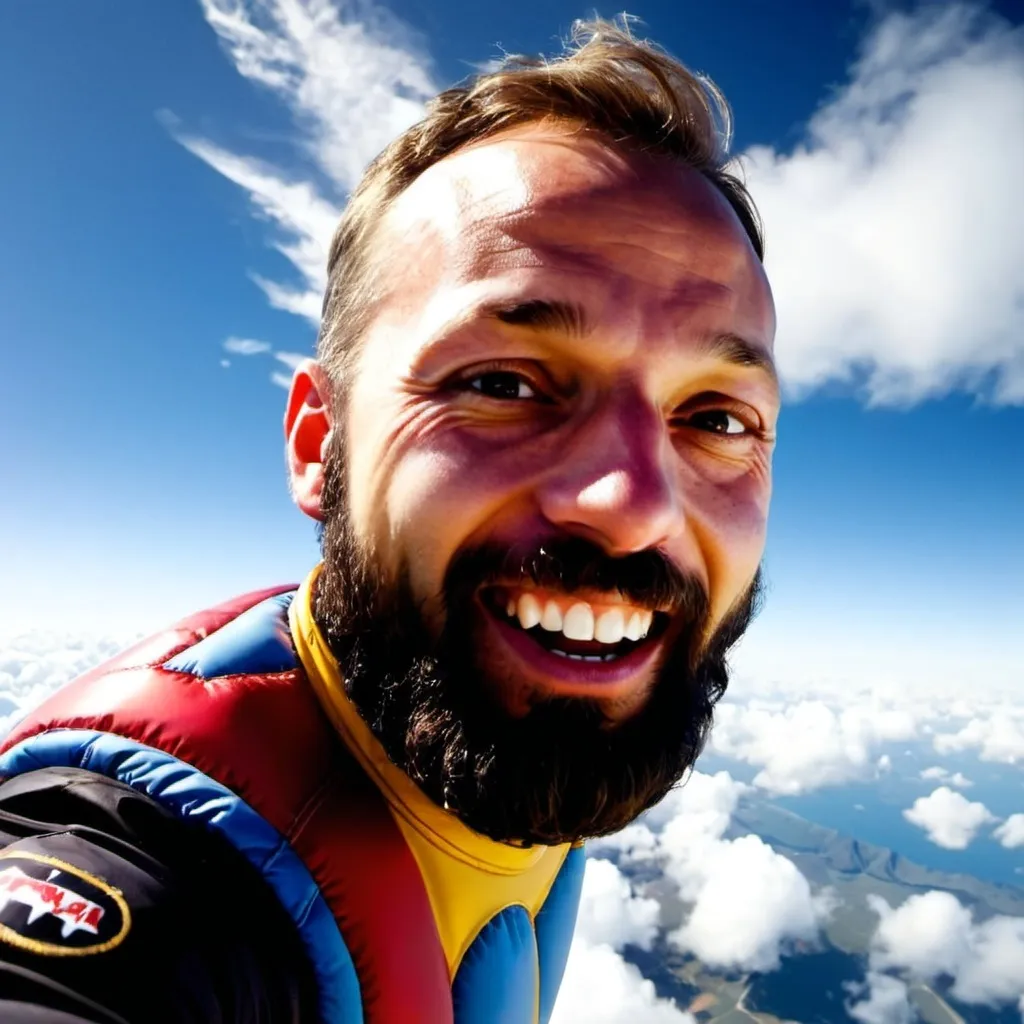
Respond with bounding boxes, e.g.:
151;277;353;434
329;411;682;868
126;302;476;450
746;947;866;1024
699;746;1024;889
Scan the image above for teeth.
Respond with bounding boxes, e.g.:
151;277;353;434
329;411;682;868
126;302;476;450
594;608;626;644
551;648;620;662
502;589;655;645
562;603;595;641
516;593;542;630
540;600;563;632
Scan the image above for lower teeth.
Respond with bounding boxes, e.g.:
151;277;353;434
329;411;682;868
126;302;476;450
550;648;619;662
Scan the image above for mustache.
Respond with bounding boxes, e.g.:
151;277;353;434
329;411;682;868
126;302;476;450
443;536;707;617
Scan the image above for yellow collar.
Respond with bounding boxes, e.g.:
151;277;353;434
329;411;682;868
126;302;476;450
288;565;550;874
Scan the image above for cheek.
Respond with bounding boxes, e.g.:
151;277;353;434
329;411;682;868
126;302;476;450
681;453;771;623
371;418;555;600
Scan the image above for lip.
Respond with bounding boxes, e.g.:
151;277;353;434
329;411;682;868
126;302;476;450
477;593;666;701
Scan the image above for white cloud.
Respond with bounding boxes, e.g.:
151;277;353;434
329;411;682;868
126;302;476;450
0;632;133;739
867;891;1024;1008
574;858;660;952
903;786;996;849
274;351;306;370
744;5;1024;405
182;0;436;322
709;699;916;794
224;336;272;355
271;371;293;389
647;772;832;973
551;938;694;1024
666;832;831;972
845;972;912;1024
587;821;660;863
643;769;747;837
920;766;973;788
994;814;1024;849
934;712;1024;764
869;891;973;978
553;854;690;1024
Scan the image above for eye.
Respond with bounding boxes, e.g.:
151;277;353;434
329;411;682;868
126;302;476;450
466;371;539;401
684;409;749;435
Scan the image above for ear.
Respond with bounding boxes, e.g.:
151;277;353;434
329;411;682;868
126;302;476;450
284;360;333;521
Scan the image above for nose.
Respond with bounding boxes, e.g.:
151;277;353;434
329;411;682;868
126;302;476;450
535;386;683;556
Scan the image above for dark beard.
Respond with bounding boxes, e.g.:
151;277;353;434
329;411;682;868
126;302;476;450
314;430;762;845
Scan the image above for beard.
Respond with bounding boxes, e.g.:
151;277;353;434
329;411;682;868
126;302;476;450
313;427;762;846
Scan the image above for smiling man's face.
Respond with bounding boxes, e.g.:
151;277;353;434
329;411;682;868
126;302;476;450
292;126;778;843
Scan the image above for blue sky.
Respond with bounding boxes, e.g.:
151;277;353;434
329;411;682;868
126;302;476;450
1;0;1022;694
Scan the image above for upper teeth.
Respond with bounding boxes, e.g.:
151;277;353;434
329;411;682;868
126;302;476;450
510;592;652;645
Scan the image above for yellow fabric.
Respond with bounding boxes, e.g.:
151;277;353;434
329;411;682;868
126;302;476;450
289;565;572;981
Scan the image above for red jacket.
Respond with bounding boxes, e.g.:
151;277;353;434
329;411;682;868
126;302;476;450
0;584;584;1024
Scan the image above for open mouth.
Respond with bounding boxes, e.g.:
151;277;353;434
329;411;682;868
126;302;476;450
482;585;670;666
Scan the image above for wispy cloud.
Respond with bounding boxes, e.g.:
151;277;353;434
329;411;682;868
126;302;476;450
274;350;306;370
224;336;273;355
186;2;1024;406
180;0;437;324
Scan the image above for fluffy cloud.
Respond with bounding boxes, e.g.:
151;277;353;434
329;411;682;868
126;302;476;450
587;822;661;864
867;892;1024;1008
845;972;912;1024
574;858;660;952
902;786;997;849
650;772;832;972
551;939;694;1024
558;772;831;1016
709;699;916;795
920;766;973;788
933;711;1024;764
994;814;1024;850
553;857;690;1024
745;4;1024;405
666;832;830;972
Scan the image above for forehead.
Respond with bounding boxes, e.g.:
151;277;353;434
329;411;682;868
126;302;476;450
375;127;774;341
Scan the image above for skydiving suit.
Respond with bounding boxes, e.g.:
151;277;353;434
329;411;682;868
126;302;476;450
0;567;585;1023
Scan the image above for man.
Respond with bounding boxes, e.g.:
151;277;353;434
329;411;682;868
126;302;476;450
0;18;777;1024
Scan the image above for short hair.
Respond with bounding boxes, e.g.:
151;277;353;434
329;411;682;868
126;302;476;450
317;16;764;390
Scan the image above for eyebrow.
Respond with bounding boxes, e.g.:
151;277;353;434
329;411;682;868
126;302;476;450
482;298;591;338
477;299;778;393
701;332;780;394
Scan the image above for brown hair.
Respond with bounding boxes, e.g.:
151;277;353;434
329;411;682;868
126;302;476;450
317;15;763;389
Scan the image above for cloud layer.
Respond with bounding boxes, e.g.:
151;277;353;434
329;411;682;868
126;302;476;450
709;698;916;794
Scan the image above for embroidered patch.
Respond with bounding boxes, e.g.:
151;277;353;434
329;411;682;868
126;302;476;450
0;850;131;956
